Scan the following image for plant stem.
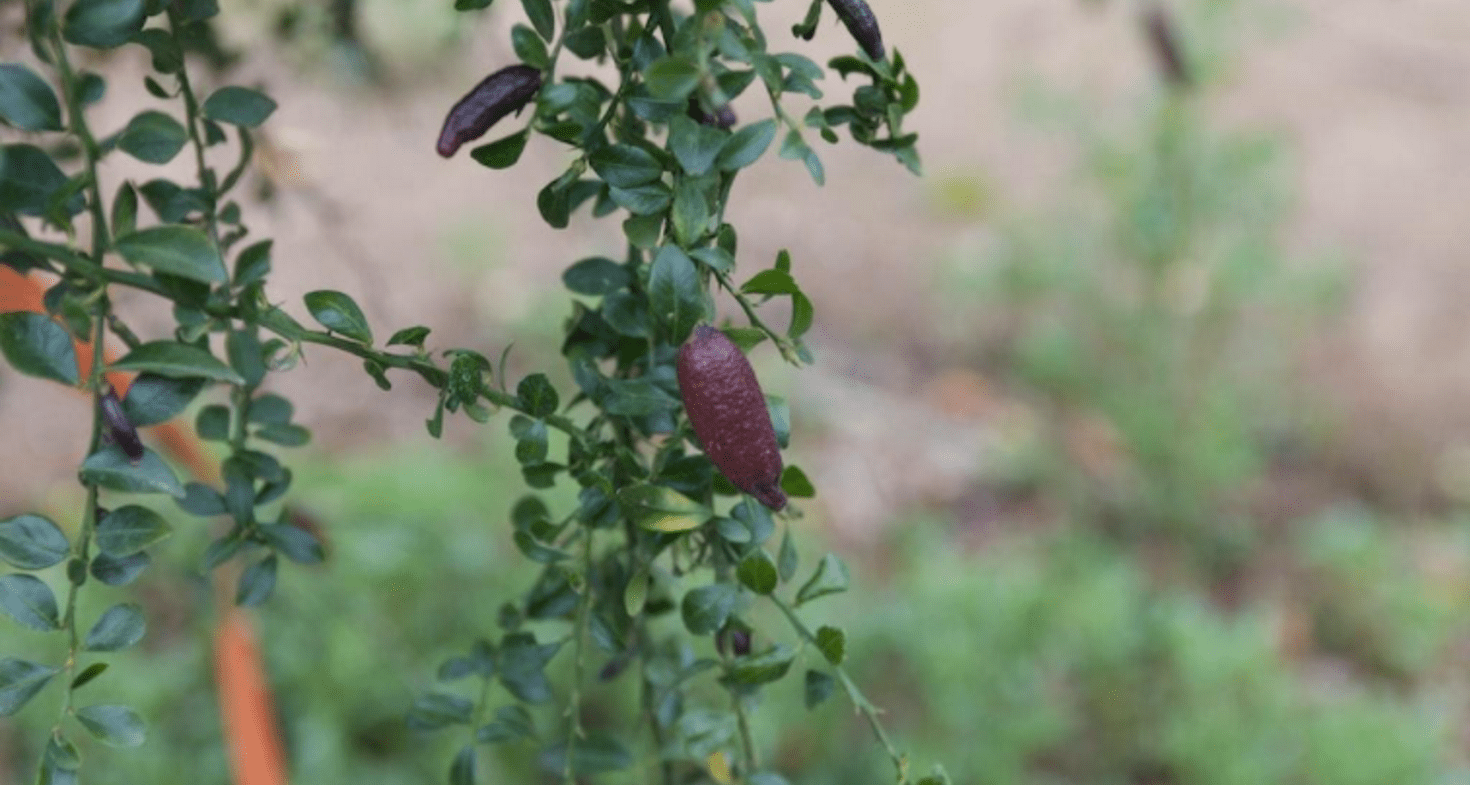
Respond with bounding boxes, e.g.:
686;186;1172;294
713;270;802;364
769;594;912;784
561;528;595;784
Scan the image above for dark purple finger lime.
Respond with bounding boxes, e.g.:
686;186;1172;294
676;325;787;511
436;65;542;158
828;0;885;61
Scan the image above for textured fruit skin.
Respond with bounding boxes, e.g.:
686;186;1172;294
101;386;144;464
827;0;885;61
436;65;542;158
677;325;787;511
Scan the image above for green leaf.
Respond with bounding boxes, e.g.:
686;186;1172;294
95;505;172;556
589;144;663;188
741;268;799;295
90;551;150;586
780;465;816;498
304;290;373;344
0;144;79;217
0;312;79;386
602;378;679;417
121;373;205;426
563;26;605;59
84;603;146;651
386;326;431;348
75;704;146;748
668;114;726;176
723;644;795;686
259;522;324;564
737;549;778;594
449;745;476;785
671;177;710;245
521;0;555;39
196;404;230;441
111;181;138;236
814;625;845;665
767;395;790;448
114;225;227;284
110;341;242;383
254;423;310;447
803;669;835;709
62;0;146;49
511;24;549;69
0;64;63;131
716;119;776;171
789;291;814;339
649;245;701;343
71;662;108;691
779;129;825;185
0;515;69;570
470;130;529;170
0;658;59;716
516;373;559;417
235;554;277;606
202;86;276;128
644;55;701;100
81;446;186;498
618;483;712;533
680;582;736;635
117;110;187;164
0;573;60;630
454;0;493;8
226;329;265;386
796;553;849;605
563;257;629;296
234;239;272;287
606;182;671;215
778;527;798;582
623;568;649;616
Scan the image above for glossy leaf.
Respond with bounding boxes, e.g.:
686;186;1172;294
796;553;850;606
304;290;373;344
84;603;146;651
0;658;59;716
0;514;69;570
202;86;276;127
0;573;60;630
117;110;187;164
235;554;277;607
80;446;186;497
89;551;150;587
62;0;146;49
95;505;172;556
121;373;206;426
645;55;701;100
0;63;62;131
681;582;736;635
649;245;701;343
75;704;147;747
114;226;228;283
737;549;778;595
563;257;629;296
470;130;529;170
589;144;662;188
0;312;79;386
716;119;776;171
814;625;845;665
618;483;711;533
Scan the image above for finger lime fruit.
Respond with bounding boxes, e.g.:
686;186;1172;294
676;325;787;511
828;0;885;61
101;386;144;464
436;64;543;158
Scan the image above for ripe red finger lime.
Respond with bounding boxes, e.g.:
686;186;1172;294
676;325;787;511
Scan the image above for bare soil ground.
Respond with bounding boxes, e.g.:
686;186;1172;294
3;0;1468;532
